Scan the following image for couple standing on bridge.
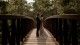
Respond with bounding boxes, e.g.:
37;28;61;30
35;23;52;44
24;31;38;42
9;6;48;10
36;14;59;45
36;14;44;37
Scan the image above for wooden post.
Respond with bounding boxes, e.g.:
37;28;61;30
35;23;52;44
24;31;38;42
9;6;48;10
10;19;16;45
16;18;21;45
2;18;9;45
71;20;78;45
63;19;71;45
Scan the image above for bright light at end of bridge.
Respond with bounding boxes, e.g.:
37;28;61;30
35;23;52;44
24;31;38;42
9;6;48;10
25;0;35;3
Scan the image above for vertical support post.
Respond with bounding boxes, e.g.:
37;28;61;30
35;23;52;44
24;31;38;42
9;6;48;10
57;19;63;45
52;19;57;39
63;19;70;45
16;18;21;45
2;18;9;45
20;18;23;42
20;18;27;42
56;18;63;45
10;18;16;45
71;20;78;45
0;18;2;45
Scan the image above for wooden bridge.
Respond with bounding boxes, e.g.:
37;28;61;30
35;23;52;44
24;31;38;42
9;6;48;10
0;14;80;45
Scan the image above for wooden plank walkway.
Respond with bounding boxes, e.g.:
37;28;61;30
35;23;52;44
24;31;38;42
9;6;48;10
23;28;59;45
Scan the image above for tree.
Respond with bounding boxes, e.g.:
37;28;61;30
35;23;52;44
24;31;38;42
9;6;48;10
32;0;66;17
61;0;79;14
0;1;8;14
33;0;57;17
6;0;31;15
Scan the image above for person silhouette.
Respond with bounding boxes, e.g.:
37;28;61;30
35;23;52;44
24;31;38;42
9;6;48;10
36;14;41;37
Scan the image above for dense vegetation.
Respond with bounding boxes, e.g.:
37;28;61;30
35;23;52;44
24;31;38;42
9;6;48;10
0;0;80;17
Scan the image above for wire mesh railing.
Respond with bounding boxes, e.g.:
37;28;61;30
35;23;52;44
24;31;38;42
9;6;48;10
44;14;80;45
0;15;35;45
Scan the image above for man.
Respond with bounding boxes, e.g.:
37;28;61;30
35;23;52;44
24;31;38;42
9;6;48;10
36;14;41;37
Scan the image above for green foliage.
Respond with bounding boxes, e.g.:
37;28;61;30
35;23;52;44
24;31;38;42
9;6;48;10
62;0;70;6
1;0;80;16
0;1;9;14
33;0;57;17
6;0;31;15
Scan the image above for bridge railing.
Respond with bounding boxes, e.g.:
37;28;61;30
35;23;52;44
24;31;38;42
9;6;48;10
44;14;80;45
0;15;35;45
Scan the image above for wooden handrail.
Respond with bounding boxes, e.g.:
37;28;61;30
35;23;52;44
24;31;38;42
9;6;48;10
45;14;80;20
0;15;34;20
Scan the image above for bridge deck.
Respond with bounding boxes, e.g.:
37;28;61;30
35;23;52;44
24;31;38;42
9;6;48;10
23;28;59;45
